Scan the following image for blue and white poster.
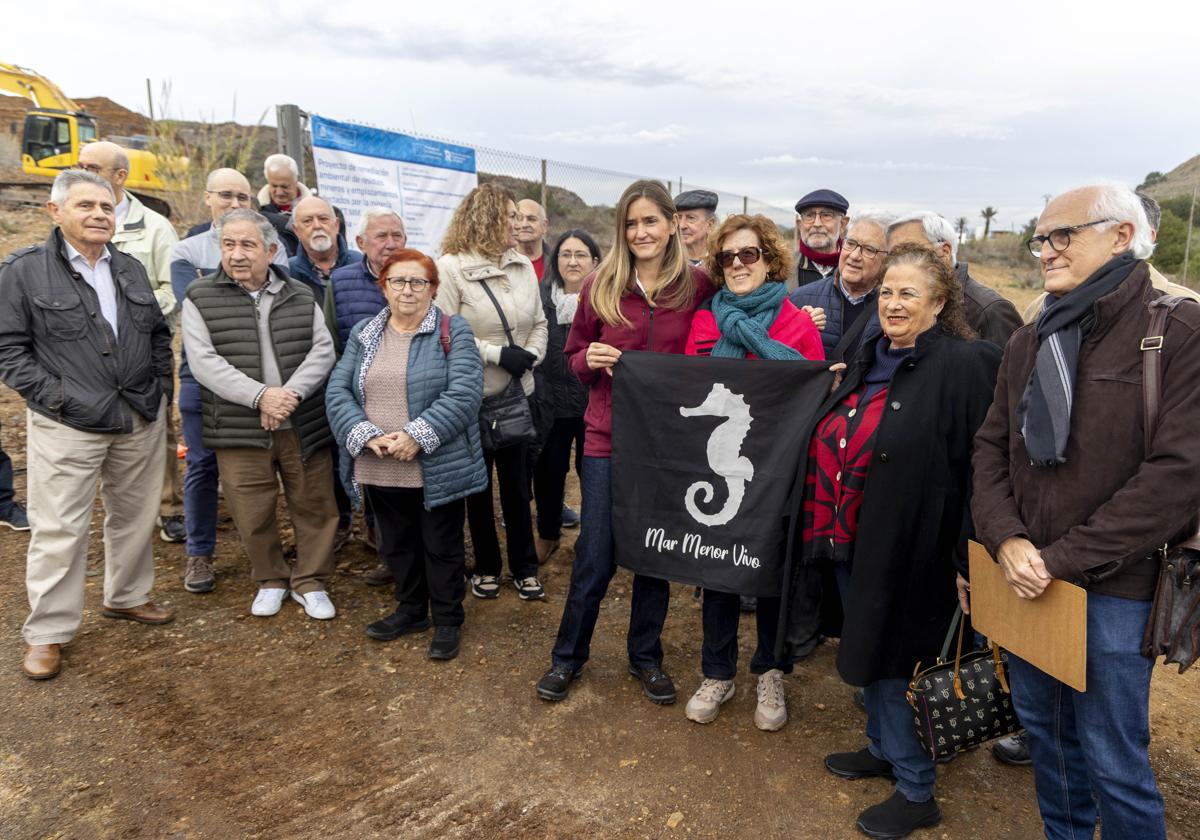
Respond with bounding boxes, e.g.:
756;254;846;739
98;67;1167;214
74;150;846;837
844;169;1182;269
310;114;478;256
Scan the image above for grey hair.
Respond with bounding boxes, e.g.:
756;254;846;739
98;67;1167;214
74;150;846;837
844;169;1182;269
263;153;299;179
50;169;115;206
1136;191;1162;231
847;209;895;236
1089;184;1154;259
356;206;404;240
215;208;279;249
887;211;959;262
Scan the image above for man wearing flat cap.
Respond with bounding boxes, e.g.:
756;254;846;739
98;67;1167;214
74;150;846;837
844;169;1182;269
791;188;849;292
675;190;718;266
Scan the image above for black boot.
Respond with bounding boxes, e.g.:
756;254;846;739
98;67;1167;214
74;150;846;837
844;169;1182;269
856;791;941;839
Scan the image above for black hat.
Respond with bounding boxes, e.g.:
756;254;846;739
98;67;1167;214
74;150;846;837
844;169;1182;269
674;189;719;212
794;189;849;215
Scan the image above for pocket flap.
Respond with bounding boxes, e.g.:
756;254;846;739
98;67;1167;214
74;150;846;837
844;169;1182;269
32;292;82;311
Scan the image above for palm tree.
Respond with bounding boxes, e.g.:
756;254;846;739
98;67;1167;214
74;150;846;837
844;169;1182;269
955;217;969;241
980;207;999;239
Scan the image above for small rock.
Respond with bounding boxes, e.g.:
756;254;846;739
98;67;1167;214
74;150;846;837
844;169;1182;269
666;812;684;830
620;759;638;768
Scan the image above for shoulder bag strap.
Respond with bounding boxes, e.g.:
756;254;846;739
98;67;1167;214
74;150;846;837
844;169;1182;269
477;279;517;348
439;312;451;356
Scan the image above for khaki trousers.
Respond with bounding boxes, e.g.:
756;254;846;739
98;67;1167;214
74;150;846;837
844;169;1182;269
214;431;336;595
23;405;167;645
160;404;183;517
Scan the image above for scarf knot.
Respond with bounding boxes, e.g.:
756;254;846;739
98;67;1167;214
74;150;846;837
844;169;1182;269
711;282;807;360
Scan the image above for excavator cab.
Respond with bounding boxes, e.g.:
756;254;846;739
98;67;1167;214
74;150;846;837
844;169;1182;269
21;110;97;175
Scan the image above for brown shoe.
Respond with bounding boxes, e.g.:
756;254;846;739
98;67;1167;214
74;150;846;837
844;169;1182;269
363;563;393;587
102;602;175;625
23;643;61;680
535;537;560;565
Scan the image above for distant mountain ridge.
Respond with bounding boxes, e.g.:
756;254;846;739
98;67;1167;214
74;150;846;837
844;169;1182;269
1141;155;1200;200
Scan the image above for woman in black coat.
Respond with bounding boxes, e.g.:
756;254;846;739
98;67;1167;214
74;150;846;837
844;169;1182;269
532;229;601;563
778;244;1001;839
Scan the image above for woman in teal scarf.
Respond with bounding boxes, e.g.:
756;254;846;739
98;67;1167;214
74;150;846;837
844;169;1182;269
682;214;824;732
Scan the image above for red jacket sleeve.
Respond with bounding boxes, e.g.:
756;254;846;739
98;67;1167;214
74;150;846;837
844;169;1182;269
684;311;703;356
796;310;825;361
565;273;601;387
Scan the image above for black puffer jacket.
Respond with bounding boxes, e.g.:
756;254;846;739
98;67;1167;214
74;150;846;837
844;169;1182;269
0;229;173;434
534;278;588;420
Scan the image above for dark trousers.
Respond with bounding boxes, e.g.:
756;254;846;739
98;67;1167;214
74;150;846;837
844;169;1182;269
179;381;218;557
367;485;466;627
551;456;670;671
0;421;14;518
533;416;584;540
701;591;789;679
466;442;537;580
330;445;352;530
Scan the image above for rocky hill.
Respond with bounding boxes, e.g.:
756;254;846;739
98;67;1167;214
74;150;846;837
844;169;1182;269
1140;154;1200;201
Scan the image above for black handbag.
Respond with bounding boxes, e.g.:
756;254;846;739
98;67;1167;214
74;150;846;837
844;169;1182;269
1139;296;1200;673
906;606;1020;761
476;279;537;451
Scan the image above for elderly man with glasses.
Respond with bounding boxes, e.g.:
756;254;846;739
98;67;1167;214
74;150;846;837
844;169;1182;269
790;188;849;292
972;184;1200;839
789;210;894;362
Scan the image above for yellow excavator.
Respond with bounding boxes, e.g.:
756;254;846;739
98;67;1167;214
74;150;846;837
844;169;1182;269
1;62;178;214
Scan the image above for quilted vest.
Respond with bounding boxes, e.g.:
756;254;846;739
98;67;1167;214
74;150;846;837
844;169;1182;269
330;256;387;346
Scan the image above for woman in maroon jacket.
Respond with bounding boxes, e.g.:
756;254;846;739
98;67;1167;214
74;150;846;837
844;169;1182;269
681;214;823;732
536;179;715;704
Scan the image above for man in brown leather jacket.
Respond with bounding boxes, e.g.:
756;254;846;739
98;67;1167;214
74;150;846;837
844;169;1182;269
971;184;1200;839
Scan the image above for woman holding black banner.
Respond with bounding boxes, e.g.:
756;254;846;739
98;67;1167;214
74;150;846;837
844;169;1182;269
681;214;823;730
779;243;1000;839
435;184;549;602
536;180;715;704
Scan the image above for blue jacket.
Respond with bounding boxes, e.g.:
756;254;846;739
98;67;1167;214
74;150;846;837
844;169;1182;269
288;234;361;305
326;254;387;352
325;305;487;510
788;274;881;361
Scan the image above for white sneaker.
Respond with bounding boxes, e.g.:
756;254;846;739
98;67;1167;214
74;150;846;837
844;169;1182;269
685;678;736;724
754;669;788;731
292;589;336;620
251;587;288;617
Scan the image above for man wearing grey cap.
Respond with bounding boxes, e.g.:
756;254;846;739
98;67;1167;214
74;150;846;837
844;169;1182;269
675;190;718;266
792;188;849;292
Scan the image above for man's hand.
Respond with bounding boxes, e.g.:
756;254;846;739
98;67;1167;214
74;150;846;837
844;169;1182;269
386;431;421;461
997;536;1053;599
258;387;301;420
803;305;827;331
955;573;971;615
260;410;281;431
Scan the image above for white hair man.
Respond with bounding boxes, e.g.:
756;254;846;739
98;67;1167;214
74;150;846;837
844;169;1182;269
514;199;550;280
78;140;187;545
288;195;362;304
886;211;1022;347
181;209;338;620
972;184;1200;839
791;188;850;292
0;170;176;680
259;153;313;215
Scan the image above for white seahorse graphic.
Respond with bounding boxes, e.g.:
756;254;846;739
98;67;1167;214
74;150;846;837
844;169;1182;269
679;384;754;527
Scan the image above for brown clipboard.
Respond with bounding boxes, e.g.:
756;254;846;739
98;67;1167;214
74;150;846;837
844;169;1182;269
968;540;1088;692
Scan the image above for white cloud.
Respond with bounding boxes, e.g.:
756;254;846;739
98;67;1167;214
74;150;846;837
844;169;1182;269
538;123;691;146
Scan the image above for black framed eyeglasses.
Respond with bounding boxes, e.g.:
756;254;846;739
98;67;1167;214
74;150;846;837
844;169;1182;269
1026;219;1113;258
843;239;888;259
716;247;765;268
385;276;430;291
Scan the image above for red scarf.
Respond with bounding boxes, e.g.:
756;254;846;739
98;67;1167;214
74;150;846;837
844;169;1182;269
798;237;842;267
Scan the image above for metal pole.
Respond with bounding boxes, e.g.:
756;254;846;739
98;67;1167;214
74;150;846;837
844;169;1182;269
1184;185;1197;286
743;196;748;214
540;159;547;211
145;78;155;122
275;104;306;183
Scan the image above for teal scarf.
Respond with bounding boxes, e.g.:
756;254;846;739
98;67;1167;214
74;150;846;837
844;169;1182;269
711;282;806;360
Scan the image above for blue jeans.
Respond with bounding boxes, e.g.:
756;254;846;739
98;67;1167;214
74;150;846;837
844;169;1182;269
835;559;935;802
179;381;219;557
550;456;670;672
701;591;790;679
0;422;13;518
1009;592;1165;840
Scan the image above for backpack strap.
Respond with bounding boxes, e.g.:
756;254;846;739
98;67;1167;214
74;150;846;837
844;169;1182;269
440;312;451;356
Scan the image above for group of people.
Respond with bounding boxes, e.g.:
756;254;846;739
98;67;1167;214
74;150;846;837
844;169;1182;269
1;146;1197;840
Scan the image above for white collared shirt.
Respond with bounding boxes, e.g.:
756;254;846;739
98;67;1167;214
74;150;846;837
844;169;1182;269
838;276;872;306
64;240;119;337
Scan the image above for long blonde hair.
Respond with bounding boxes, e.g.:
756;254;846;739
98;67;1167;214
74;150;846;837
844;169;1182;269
591;179;695;327
440;183;516;262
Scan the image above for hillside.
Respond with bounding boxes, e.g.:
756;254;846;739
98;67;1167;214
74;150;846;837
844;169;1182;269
1141;154;1200;201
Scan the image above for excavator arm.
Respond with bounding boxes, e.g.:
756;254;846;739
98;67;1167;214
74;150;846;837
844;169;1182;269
0;62;79;111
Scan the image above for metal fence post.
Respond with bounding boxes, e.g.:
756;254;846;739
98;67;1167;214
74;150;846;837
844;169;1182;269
1184;185;1197;286
540;159;548;211
276;104;307;183
743;196;748;214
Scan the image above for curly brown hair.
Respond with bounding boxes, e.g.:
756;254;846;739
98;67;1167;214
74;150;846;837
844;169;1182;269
881;243;975;340
704;214;795;287
440;183;517;262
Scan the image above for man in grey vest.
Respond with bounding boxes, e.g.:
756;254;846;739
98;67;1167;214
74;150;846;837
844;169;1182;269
181;209;339;620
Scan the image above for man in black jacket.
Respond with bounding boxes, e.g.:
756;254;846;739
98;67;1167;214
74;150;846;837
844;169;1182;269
0;170;175;681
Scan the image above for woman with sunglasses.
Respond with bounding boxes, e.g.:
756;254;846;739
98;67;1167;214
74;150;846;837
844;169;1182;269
532;229;602;564
536;179;715;704
326;249;487;661
680;214;823;730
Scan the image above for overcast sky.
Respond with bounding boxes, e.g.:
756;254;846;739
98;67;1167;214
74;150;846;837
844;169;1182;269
9;0;1199;231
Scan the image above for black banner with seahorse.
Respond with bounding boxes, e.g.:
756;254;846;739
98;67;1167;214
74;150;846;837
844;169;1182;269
610;351;834;596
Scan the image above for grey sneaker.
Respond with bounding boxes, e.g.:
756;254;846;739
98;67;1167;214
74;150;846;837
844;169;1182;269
183;555;215;593
754;669;788;731
1;503;29;531
159;514;186;543
684;678;735;724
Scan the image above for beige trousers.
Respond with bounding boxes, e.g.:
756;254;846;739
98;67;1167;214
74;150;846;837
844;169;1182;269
23;404;167;645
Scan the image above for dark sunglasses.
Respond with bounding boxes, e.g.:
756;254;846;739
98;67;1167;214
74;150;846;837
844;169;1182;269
716;247;766;268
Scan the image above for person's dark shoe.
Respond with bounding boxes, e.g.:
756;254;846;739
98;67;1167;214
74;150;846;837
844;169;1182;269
365;610;431;641
536;663;581;701
158;514;185;543
362;563;393;586
560;504;580;529
628;664;677;704
427;625;461;660
825;748;896;780
739;595;757;612
1;503;30;532
22;643;60;680
855;791;941;839
992;731;1032;766
183;555;215;593
101;602;175;625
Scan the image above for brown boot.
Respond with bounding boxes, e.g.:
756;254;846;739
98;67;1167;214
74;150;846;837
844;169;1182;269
535;537;560;565
101;602;175;625
22;644;61;680
363;563;393;586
